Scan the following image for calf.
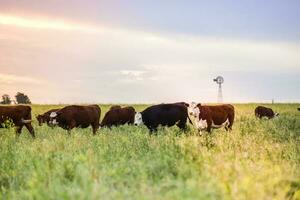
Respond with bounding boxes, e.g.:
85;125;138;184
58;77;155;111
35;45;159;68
101;106;135;127
0;105;35;137
49;105;101;135
36;108;59;126
255;106;279;119
188;103;235;133
134;103;190;132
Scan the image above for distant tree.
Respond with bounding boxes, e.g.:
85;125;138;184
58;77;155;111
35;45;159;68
15;92;31;104
0;94;12;104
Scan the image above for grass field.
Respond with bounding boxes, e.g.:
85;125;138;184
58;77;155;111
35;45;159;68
0;104;299;200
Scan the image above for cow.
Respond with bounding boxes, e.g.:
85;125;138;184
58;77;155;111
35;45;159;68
0;105;35;137
109;105;122;111
49;105;101;135
173;102;189;107
134;103;191;133
255;106;279;119
36;108;60;126
297;108;300;111
100;106;135;127
188;103;235;133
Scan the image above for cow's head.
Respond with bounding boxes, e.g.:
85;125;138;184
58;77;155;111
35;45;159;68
36;115;45;126
188;102;200;118
49;112;60;126
275;112;279;117
134;112;143;126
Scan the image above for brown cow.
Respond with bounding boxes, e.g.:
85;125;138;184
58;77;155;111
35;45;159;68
109;105;122;111
188;103;235;133
49;105;101;135
101;106;135;127
255;106;279;119
36;108;59;126
0;105;35;137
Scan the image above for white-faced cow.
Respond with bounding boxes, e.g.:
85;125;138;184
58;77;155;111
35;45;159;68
134;103;191;133
188;103;235;133
0;105;35;137
49;105;101;135
255;106;279;119
36;108;60;126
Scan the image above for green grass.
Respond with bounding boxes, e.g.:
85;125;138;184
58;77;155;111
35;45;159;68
0;104;299;200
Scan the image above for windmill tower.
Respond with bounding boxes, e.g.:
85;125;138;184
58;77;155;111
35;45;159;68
213;76;224;103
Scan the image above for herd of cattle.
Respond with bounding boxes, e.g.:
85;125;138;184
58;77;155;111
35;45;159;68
0;103;296;138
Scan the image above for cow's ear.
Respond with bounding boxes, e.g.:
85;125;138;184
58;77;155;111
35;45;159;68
196;103;201;107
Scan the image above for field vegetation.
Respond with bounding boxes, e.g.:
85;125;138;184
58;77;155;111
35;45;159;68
0;104;299;199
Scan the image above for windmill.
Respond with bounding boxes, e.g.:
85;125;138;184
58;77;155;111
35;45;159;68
213;76;224;103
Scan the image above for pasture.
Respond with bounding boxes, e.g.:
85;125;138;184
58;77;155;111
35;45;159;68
0;104;299;200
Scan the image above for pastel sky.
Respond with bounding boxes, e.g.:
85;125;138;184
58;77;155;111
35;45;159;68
0;0;299;103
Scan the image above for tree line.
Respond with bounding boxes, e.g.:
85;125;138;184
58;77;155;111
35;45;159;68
0;93;31;104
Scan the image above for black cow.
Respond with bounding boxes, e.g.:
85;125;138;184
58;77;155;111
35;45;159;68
255;106;279;119
134;103;191;132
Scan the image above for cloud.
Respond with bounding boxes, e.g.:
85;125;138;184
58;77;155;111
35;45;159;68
0;14;101;33
120;70;148;81
0;73;42;84
0;14;299;103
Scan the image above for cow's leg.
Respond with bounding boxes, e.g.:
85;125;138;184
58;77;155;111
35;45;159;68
148;126;157;134
92;123;99;135
177;118;187;131
206;126;212;133
206;119;212;133
224;119;230;131
24;123;35;138
146;125;152;133
67;120;76;136
15;125;23;137
227;114;234;131
225;126;229;131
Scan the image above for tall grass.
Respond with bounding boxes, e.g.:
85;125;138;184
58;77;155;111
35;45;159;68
0;104;299;199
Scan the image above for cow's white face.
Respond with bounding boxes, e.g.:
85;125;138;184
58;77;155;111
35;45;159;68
49;112;59;125
188;102;200;118
134;112;143;125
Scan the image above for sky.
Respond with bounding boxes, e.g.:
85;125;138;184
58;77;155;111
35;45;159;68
0;0;299;104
